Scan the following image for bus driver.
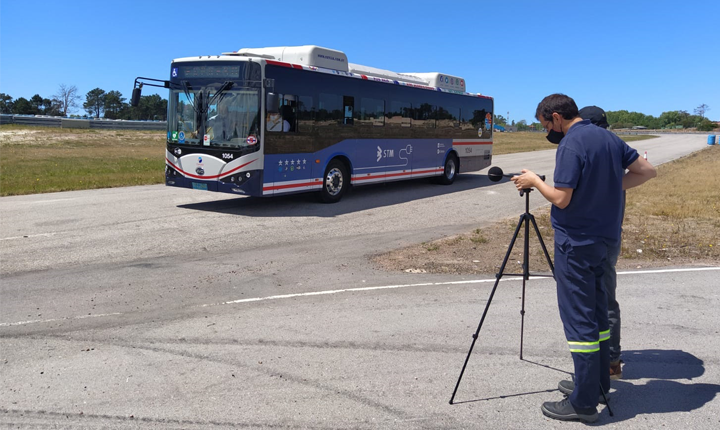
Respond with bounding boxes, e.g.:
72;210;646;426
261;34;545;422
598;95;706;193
209;98;239;141
267;108;290;132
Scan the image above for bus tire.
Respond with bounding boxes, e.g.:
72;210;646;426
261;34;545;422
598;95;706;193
437;153;458;185
319;159;348;203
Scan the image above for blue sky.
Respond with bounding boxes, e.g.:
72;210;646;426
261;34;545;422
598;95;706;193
1;0;718;122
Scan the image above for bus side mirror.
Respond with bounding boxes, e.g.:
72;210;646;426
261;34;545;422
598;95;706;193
131;86;142;107
266;93;279;113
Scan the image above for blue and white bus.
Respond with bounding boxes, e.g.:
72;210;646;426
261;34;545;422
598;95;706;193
134;45;494;203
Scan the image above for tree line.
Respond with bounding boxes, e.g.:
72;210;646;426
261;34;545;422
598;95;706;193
606;105;714;131
493;104;715;132
2;87;714;131
0;84;167;121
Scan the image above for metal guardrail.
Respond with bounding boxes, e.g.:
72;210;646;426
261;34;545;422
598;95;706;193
614;129;714;135
2;114;713;134
0;114;167;130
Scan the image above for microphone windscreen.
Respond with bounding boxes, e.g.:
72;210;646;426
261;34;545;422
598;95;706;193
488;166;503;182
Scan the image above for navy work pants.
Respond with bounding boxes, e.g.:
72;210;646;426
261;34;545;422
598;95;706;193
554;237;612;409
604;239;622;363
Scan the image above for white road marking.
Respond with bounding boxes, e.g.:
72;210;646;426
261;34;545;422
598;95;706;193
32;198;78;204
211;266;720;307
0;313;122;327
1;267;718;328
212;277;526;306
617;267;720;275
0;233;57;241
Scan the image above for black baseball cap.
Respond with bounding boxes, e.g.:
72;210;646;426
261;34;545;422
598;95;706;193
579;105;609;129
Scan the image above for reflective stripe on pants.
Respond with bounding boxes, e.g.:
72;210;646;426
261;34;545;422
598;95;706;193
555;237;613;409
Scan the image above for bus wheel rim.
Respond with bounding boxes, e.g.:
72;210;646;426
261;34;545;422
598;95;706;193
326;168;343;196
447;159;456;179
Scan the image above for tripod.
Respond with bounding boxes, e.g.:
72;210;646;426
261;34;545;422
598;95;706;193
449;188;554;404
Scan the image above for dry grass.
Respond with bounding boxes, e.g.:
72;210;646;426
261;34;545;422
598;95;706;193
620;148;720;264
492;131;656;155
0;125;164;146
375;146;720;273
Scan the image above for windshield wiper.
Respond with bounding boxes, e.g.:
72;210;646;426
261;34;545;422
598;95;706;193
183;80;234;115
207;81;234;107
181;81;196;112
183;81;234;140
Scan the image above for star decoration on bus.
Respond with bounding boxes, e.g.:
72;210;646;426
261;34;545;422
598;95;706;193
278;158;309;171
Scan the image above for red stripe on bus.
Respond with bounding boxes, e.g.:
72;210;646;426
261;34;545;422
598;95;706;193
266;60;292;68
166;158;257;180
352;168;443;182
263;180;321;191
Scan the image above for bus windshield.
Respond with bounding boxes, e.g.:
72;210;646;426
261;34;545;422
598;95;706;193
170;84;260;150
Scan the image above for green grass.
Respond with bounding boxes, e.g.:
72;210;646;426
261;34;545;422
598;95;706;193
1;148;164;195
0;126;659;196
0;126;165;196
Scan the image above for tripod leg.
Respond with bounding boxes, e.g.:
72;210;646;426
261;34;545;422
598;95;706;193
519;215;556;360
495;214;525;278
600;388;614;416
449;215;525;404
529;215;555;276
520;214;530;360
449;277;501;404
519;276;528;360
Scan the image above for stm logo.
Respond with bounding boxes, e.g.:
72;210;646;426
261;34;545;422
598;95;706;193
376;146;394;162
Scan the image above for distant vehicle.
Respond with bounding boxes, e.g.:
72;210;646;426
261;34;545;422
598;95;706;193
632;126;648;130
132;45;494;202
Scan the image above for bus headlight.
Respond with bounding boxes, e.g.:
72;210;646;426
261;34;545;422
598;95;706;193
221;171;252;184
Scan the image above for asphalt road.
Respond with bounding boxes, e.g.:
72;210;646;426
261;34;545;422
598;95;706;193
1;133;718;429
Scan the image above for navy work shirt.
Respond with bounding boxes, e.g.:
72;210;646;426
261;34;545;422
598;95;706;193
552;120;639;246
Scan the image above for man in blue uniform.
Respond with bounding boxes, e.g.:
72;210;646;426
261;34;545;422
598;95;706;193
511;94;656;423
579;105;624;380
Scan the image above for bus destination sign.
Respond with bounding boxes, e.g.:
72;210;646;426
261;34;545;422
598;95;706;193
176;65;241;79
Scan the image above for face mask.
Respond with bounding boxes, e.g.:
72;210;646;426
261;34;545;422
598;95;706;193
546;130;565;144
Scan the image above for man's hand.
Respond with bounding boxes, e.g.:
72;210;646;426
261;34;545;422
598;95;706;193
623;156;657;190
511;169;541;191
511;169;573;209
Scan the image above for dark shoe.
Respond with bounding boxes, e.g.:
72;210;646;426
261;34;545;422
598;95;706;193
541;398;598;423
610;360;623;380
558;380;609;404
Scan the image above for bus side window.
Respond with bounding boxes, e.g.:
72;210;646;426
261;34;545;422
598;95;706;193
318;92;342;128
267;92;284;132
343;96;354;125
360;97;384;127
387;100;411;128
281;95;297;133
437;106;460;128
460;104;479;130
297;95;314;133
411;103;435;128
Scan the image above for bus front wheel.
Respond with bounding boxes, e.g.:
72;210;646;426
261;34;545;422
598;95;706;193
437;153;458;185
319;159;348;203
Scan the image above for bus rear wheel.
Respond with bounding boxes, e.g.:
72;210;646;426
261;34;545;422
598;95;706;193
319;159;348;203
437;153;458;185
